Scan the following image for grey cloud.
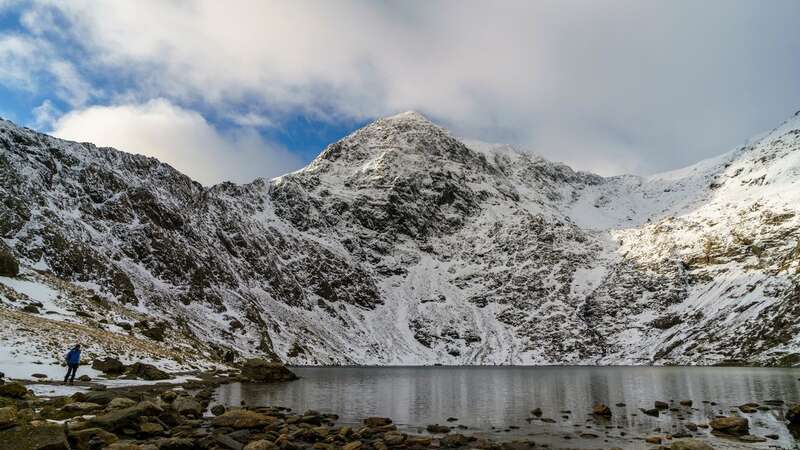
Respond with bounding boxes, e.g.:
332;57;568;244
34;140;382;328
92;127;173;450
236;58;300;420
25;0;800;175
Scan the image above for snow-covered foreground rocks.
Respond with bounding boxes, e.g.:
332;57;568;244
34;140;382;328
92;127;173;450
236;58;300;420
0;110;798;368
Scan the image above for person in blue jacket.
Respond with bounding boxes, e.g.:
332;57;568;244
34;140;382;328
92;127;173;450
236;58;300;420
64;344;81;384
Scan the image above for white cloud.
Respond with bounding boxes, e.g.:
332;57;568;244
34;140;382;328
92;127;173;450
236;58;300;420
51;99;303;185
20;1;800;175
32;99;60;129
0;32;93;107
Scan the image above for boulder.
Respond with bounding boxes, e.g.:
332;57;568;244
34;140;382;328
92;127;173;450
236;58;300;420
0;423;69;450
152;437;196;450
61;402;103;413
592;403;611;417
0;241;19;277
210;404;226;416
709;416;749;435
77;375;91;382
125;362;171;380
67;427;119;449
107;397;137;410
243;440;277;450
654;400;669;409
89;401;163;432
91;358;125;375
786;404;800;425
670;439;715;450
212;409;276;429
0;382;28;399
0;406;18;430
440;433;469;448
530;407;542;417
679;400;693;407
160;391;177;403
240;359;298;383
172;396;202;418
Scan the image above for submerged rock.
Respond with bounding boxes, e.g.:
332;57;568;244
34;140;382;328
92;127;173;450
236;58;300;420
591;403;611;417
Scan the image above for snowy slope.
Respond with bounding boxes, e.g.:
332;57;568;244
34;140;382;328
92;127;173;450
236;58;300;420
0;110;798;368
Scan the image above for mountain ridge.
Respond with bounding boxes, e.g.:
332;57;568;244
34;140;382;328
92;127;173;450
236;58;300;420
0;111;798;370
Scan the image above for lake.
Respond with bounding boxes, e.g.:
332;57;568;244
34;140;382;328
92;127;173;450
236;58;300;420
214;366;800;449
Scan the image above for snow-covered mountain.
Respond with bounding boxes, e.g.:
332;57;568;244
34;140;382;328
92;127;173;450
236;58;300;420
1;110;798;369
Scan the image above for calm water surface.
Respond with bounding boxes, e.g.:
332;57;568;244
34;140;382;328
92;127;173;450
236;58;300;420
214;366;800;449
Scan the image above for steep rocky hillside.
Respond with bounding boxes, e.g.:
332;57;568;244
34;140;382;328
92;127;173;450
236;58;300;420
0;111;798;368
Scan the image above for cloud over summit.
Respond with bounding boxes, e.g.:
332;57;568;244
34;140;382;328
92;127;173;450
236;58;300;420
3;0;800;180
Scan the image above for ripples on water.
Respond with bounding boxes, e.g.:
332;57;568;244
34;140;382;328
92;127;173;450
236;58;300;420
214;366;800;449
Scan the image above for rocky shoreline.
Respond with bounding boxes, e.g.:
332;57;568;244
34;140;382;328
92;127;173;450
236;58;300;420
1;363;800;450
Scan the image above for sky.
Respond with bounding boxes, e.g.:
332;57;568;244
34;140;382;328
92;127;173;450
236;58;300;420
0;0;799;185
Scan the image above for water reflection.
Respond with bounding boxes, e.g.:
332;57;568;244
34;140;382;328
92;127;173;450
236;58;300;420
214;366;800;449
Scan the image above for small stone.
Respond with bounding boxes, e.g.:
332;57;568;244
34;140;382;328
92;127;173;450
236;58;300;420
738;403;758;413
670;439;715;450
440;433;469;448
615;402;626;407
243;440;278;450
530;408;542;417
640;408;659;417
738;435;767;443
211;404;226;416
342;441;362;450
77;375;91;382
445;417;458;422
654;400;669;409
139;422;165;435
160;391;178;403
686;422;698;431
645;435;662;444
679;400;693;407
31;373;48;379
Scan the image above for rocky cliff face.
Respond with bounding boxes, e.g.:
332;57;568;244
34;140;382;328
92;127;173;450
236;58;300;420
0;110;798;368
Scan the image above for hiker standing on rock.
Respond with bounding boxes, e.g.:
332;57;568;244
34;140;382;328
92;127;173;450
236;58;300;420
64;344;81;384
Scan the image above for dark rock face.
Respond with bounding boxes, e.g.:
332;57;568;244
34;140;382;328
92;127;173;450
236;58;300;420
240;359;297;383
787;404;800;425
0;241;18;277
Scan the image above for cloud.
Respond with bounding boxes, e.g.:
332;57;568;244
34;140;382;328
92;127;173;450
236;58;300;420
0;32;94;106
50;99;303;185
17;0;800;175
